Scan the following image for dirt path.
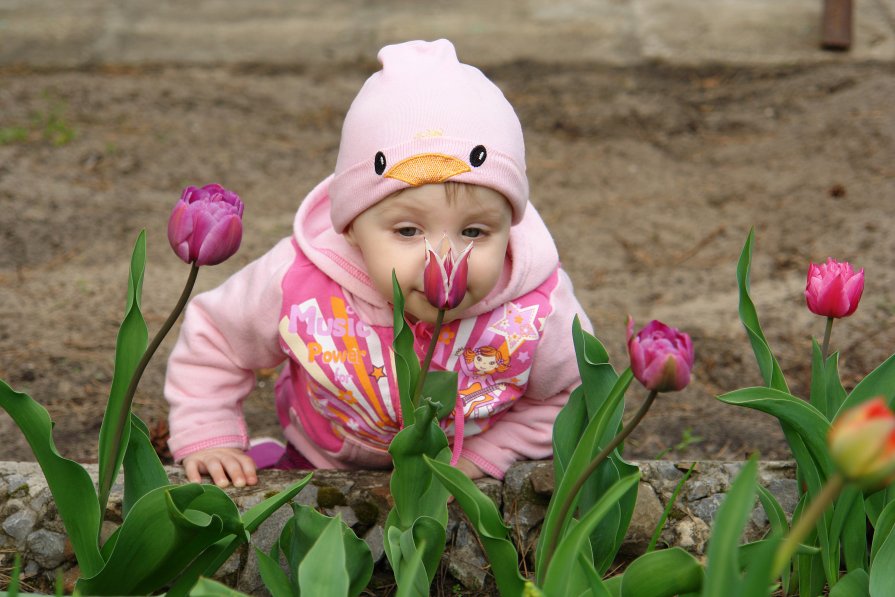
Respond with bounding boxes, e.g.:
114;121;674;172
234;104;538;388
0;61;893;466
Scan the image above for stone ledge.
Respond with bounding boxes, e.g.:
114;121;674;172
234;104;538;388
0;459;796;593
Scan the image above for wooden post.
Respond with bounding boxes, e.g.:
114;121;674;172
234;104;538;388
821;0;853;50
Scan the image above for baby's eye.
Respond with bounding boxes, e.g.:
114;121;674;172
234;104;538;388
462;228;484;239
396;227;420;238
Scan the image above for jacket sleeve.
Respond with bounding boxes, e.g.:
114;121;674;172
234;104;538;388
460;269;592;479
165;237;295;461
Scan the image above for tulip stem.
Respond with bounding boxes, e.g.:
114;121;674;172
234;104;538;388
412;308;445;407
771;472;845;581
98;263;200;512
821;316;834;361
541;389;659;576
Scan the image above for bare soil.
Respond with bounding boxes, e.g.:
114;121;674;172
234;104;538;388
0;61;893;467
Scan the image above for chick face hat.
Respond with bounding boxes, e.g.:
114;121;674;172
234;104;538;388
329;39;528;233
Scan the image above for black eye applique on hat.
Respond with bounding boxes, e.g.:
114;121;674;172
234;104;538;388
374;151;387;175
469;145;487;167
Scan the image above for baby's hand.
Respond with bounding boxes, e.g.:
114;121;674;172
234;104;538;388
182;447;258;488
455;457;485;480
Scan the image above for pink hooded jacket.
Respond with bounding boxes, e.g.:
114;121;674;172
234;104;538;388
165;177;591;479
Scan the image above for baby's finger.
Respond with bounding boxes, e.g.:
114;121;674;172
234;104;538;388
221;455;248;488
184;459;203;484
204;458;231;488
236;453;259;485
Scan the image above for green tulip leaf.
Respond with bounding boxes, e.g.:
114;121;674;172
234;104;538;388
242;473;313;534
736;228;789;393
737;538;779;597
542;472;640;596
838;353;895;418
392;271;421;426
563;318;636;574
809;340;830;418
98;230;149;512
869;524;895;597
165;474;312;597
188;577;253;596
0;380;104;576
278;503;372;597
871;499;895;564
536;368;634;582
298;516;349;596
756;485;791;589
576;549;612;597
701;457;758;597
424;455;527;596
255;546;296;597
825;352;847;417
829;569;870;597
388;401;451;528
394;534;428;597
77;484;241;595
122;412;169;517
831;486;867;573
790;487;831;596
717;387;832;477
620;548;703;597
421;370;459;420
387;518;445;595
554;385;588;482
865;486;895;527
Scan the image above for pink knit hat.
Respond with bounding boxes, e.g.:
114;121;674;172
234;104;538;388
329;39;528;233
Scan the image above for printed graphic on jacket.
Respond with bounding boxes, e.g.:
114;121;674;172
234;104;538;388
277;244;557;452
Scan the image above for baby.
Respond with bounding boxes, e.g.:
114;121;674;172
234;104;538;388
165;39;591;487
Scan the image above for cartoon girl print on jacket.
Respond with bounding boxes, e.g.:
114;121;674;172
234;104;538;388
459;345;512;417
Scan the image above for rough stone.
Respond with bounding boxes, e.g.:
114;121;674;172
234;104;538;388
621;482;665;554
5;474;29;497
671;517;711;554
0;460;801;590
3;507;37;542
331;505;358;528
448;518;489;591
689;493;726;525
363;525;385;564
26;529;66;569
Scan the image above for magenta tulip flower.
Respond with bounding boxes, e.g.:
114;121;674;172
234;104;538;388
423;237;472;310
168;184;244;266
627;317;695;392
805;258;864;318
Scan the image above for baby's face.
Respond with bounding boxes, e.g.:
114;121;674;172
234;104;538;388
346;184;513;324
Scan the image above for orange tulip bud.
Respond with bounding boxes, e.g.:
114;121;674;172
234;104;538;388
828;397;895;491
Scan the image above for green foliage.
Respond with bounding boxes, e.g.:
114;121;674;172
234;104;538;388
0;232;309;595
256;504;373;597
618;548;704;597
98;230;152;513
392;271;421;426
725;229;895;595
425;456;527;596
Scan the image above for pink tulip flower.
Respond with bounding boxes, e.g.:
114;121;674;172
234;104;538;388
805;258;864;318
626;317;695;392
829;397;895;491
168;184;244;266
423;237;472;310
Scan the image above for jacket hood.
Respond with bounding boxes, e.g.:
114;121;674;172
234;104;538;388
293;176;559;325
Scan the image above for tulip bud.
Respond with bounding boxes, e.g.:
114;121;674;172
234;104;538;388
829;397;895;491
805;258;864;318
168;184;244;266
423;236;472;310
626;317;694;392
